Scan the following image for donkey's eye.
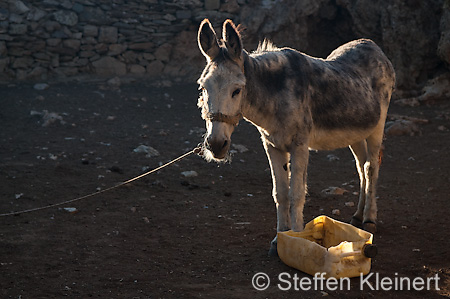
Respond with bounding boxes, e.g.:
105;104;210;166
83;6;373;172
232;88;241;98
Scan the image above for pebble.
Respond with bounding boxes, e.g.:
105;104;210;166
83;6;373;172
33;83;49;90
332;209;341;216
181;170;198;177
344;201;355;207
385;120;421;136
133;145;160;157
326;154;340;161
231;144;249;153
321;187;348;196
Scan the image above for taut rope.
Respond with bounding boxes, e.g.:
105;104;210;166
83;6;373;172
0;147;202;217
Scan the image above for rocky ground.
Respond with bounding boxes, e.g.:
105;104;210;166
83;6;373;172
0;79;449;298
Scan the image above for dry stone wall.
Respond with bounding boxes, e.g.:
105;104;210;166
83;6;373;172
0;0;238;81
0;0;449;92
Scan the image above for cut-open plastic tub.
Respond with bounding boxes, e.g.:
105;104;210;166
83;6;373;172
277;215;377;278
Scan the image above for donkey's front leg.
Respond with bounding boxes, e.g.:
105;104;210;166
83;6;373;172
289;144;309;232
263;142;290;257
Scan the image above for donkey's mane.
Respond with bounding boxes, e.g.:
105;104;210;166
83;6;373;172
253;39;280;54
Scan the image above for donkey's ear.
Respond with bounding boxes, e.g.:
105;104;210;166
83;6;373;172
223;19;243;61
198;19;220;61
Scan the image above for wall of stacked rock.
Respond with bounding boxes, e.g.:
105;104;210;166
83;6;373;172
0;0;449;93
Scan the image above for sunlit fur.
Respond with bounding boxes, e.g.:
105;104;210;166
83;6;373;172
197;19;395;255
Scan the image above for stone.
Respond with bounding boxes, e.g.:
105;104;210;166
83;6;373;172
9;13;23;24
98;26;118;43
79;50;96;58
438;1;450;65
128;42;154;51
220;0;240;13
53;10;78;26
122;51;137;63
44;20;61;32
108;44;127;56
154;43;172;62
83;24;98;37
33;83;50;90
81;37;97;44
72;32;82;39
176;10;192;19
95;43;108;54
51;54;59;67
60;0;73;9
63;39;81;50
147;60;164;77
146;60;164;76
27;66;47;79
181;171;198;177
0;8;8;21
27;7;46;22
332;209;341;216
51;30;69;39
321;187;348;196
54;66;78;77
394;97;420;107
62;57;88;67
231;144;248;153
0;41;6;57
72;3;84;13
142;53;155;61
205;0;221;10
42;0;59;7
92;56;126;76
46;38;61;47
129;64;146;74
12;56;33;68
163;14;177;22
0;21;8;34
385;120;421;137
417;73;450;104
9;0;30;14
0;58;9;72
79;7;108;25
33;52;50;60
9;24;27;35
133;145;160;157
0;34;13;41
136;25;155;33
107;76;121;87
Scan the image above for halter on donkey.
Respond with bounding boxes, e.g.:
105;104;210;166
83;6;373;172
197;19;395;256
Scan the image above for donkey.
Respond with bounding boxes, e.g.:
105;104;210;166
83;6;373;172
196;19;395;256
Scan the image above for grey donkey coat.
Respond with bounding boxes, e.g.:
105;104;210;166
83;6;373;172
197;19;395;256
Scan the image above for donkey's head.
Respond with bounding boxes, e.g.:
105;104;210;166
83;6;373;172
197;19;246;161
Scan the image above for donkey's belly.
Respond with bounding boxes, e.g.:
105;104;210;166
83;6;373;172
308;127;374;151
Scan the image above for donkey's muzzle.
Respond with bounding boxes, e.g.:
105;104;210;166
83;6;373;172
206;136;230;159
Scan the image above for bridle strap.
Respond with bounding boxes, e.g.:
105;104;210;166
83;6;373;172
206;112;243;126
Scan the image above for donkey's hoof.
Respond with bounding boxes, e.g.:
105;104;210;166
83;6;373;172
268;242;278;257
350;216;363;228
363;222;377;234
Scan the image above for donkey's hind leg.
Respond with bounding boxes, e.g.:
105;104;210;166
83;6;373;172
362;127;385;233
349;140;368;228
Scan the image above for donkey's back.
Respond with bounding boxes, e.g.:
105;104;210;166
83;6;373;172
255;39;395;151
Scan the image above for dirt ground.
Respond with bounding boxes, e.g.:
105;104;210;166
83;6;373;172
0;79;449;298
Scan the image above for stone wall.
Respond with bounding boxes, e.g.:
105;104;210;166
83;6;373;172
0;0;449;92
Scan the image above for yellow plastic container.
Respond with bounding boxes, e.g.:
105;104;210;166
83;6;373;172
277;215;376;279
